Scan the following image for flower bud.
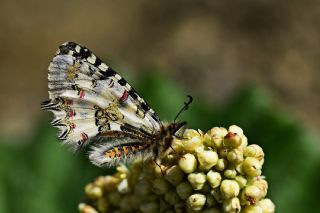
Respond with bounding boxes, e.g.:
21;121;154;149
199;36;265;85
242;205;263;213
206;194;216;208
186;193;206;211
183;129;203;153
188;172;207;190
176;182;193;199
224;169;237;179
85;183;103;199
215;159;228;171
152;177;171;195
234;175;247;189
244;145;264;161
223;132;242;148
220;180;240;199
227;149;244;164
197;150;219;171
206;170;222;188
222;197;241;213
228;125;243;136
179;153;197;173
242;157;262;177
241;185;262;205
257;198;275;213
165;190;181;205
78;203;99;213
165;165;184;185
140;202;159;213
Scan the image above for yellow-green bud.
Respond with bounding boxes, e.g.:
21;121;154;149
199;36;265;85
197;150;219;171
220;180;240;199
227;149;244;164
164;189;181;205
209;127;228;149
206;194;216;208
85;183;103;199
152;177;171;195
241;185;262;205
176;182;193;199
206;170;222;188
211;188;222;203
120;195;133;212
179;153;197;173
186;193;206;211
134;179;151;196
203;208;222;213
78;203;99;213
215;159;228;171
224;169;237;179
242;157;262;177
165;165;184;185
222;197;241;213
244;145;264;161
140;202;159;213
242;205;263;213
96;198;109;212
219;148;229;158
107;191;121;207
234;175;247;189
257;198;275;213
183;129;203;153
228;125;243;136
223;132;242;148
188;172;207;190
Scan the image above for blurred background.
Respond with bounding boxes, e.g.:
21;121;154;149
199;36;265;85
0;0;319;212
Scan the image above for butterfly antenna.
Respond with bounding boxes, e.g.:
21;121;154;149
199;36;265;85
174;95;193;123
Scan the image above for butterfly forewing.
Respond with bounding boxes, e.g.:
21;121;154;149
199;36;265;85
41;42;162;166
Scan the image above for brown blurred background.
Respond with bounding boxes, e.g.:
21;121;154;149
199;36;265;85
0;0;319;139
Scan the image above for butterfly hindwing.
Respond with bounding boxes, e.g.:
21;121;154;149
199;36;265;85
42;42;162;154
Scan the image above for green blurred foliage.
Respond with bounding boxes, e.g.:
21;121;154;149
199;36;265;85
0;72;319;212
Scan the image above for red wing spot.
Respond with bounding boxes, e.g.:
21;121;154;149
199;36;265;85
69;110;74;118
72;123;76;129
79;91;85;99
120;90;129;102
81;132;88;142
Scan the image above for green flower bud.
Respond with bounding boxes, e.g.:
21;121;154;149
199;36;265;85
241;185;262;205
120;195;134;212
209;127;228;149
183;129;203;153
224;169;237;179
186;193;206;211
203;208;222;213
219;148;229;158
165;165;184;185
211;188;222;203
152;177;171;195
165;189;181;205
242;205;263;213
96;198;109;212
140;202;159;213
222;197;241;213
220;180;240;199
242;157;262;177
215;158;228;171
206;170;222;188
228;125;244;136
197;150;219;171
134;179;151;196
85;183;103;199
223;132;242;148
107;191;121;207
257;198;275;213
244;144;264;160
206;194;216;208
176;182;193;199
188;172;207;190
78;203;99;213
234;175;247;189
179;153;197;173
227;149;244;164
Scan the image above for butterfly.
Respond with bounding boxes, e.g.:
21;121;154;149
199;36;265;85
41;42;192;167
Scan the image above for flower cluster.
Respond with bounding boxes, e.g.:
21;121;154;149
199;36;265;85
79;125;275;213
